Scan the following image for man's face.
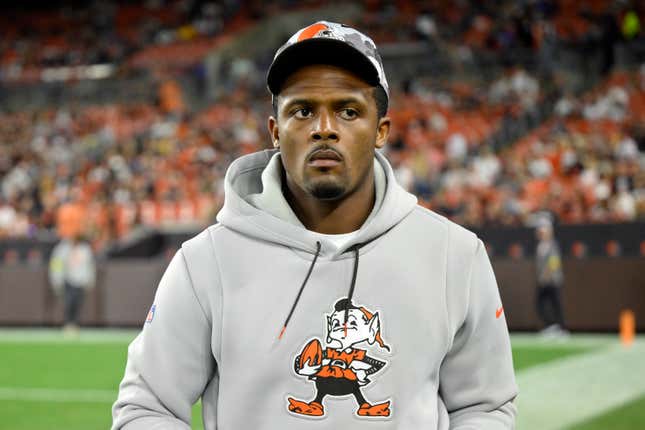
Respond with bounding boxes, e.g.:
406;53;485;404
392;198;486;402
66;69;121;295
268;65;390;201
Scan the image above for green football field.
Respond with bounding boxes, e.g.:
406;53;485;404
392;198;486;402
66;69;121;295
0;330;643;430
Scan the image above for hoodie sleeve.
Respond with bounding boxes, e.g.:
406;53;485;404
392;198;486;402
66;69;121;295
440;237;518;430
112;250;216;429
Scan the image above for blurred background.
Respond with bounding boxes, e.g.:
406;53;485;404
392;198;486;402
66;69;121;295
0;0;643;429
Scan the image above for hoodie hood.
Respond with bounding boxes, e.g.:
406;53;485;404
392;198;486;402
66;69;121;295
216;149;417;258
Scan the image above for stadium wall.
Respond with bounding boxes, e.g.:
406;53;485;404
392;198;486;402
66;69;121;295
0;257;643;332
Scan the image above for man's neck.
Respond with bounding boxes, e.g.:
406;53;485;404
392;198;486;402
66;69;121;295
283;171;375;235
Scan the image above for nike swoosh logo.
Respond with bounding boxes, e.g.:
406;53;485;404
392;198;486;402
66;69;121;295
496;306;504;319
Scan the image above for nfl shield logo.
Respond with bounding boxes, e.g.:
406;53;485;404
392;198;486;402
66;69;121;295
146;304;156;323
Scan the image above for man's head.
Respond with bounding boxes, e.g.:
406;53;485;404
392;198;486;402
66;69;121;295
266;21;390;202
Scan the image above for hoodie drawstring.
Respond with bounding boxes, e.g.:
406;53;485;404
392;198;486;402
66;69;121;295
343;245;360;336
278;241;322;340
277;241;366;341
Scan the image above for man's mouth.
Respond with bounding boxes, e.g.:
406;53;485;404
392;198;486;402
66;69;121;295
307;149;342;167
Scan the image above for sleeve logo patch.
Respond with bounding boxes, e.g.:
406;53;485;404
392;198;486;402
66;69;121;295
145;304;156;323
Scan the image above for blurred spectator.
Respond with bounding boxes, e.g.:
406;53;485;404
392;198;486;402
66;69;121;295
56;197;87;240
48;230;96;336
534;217;568;337
621;10;641;40
0;198;18;237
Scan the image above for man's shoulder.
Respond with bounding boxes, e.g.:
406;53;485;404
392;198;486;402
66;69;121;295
409;205;479;249
181;223;225;248
179;224;226;308
181;223;226;258
412;204;448;224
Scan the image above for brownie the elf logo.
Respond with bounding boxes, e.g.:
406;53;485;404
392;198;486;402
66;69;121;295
287;298;391;418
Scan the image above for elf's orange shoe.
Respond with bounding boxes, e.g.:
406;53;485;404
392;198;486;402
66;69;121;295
287;398;324;416
357;401;391;416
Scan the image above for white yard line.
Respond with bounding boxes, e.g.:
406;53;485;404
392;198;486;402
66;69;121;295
510;333;617;349
0;387;116;403
516;339;645;430
0;328;139;343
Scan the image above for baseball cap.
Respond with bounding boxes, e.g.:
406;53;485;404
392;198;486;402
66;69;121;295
267;21;389;105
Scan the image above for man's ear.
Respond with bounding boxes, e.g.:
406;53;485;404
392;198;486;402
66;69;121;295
326;315;333;343
375;117;390;149
268;116;279;148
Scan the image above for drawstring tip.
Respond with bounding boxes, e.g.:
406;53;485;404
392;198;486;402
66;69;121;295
278;326;286;340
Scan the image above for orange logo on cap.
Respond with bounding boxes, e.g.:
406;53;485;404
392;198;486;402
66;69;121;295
298;23;329;42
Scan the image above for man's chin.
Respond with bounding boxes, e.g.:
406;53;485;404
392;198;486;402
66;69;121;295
307;181;346;200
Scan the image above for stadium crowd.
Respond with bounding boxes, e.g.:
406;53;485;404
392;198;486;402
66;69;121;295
3;0;643;77
388;68;645;227
1;67;643;248
0;0;644;251
0;0;332;81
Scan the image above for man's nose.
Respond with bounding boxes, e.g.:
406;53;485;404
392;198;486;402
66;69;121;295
310;110;339;142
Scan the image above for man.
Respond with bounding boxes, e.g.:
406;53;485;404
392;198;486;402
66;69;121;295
113;21;517;429
49;231;96;335
535;219;567;336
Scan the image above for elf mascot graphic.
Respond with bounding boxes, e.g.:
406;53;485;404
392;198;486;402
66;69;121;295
288;298;392;418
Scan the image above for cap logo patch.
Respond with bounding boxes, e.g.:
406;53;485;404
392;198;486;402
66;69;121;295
298;23;329;42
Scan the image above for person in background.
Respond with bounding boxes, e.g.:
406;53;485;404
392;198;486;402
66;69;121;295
49;231;97;336
535;218;568;337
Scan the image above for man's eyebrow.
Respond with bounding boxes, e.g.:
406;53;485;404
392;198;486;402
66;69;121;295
333;97;365;106
281;96;366;110
281;98;314;110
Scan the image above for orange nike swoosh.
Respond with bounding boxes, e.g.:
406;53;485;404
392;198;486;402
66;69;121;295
496;306;504;319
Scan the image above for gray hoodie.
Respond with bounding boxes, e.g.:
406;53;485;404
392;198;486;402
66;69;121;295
112;149;517;429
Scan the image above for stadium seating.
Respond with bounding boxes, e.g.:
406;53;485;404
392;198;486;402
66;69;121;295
0;0;643;254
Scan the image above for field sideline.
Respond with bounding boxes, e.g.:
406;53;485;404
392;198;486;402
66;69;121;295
1;329;643;430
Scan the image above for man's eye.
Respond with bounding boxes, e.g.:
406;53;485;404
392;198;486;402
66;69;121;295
294;108;313;119
339;108;358;120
